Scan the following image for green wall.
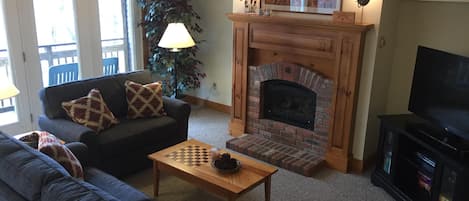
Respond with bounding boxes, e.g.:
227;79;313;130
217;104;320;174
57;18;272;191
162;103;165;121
386;1;469;114
188;0;233;106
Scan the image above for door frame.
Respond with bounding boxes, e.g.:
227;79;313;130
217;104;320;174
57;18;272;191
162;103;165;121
0;0;39;134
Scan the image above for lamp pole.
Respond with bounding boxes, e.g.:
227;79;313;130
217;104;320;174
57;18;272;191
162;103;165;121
173;52;178;98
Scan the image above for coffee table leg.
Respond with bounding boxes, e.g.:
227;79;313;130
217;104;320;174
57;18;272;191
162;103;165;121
153;161;160;197
265;176;271;201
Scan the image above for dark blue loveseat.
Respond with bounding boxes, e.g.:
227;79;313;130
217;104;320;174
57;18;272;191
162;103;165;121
38;70;191;177
0;131;151;201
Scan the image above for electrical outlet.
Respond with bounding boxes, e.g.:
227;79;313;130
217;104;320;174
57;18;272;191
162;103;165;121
212;82;217;90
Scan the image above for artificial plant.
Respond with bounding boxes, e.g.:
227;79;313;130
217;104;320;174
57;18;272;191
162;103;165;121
137;0;205;97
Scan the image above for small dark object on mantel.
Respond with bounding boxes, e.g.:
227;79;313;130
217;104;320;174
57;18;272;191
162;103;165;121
19;132;39;149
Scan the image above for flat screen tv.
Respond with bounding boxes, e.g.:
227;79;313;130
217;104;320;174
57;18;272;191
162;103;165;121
409;46;469;141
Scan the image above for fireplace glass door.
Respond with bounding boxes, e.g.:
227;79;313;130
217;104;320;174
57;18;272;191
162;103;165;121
261;79;316;130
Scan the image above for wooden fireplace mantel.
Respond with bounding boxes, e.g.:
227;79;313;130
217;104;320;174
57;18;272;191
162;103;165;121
227;13;372;32
227;13;373;172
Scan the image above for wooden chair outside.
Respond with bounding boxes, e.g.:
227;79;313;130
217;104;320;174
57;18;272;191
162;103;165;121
48;63;79;86
48;58;119;86
103;57;119;75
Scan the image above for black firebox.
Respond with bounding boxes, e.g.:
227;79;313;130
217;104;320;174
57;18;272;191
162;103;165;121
261;80;316;130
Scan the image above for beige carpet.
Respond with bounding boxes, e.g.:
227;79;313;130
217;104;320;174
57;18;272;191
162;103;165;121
123;106;395;201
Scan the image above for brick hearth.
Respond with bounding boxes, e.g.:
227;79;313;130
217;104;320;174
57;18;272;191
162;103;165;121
227;62;334;176
227;134;323;176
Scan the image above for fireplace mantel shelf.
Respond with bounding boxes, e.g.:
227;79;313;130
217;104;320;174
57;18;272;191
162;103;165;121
227;13;373;173
226;13;374;32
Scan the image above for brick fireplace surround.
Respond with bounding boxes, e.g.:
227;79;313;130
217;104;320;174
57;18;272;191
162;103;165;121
225;13;372;175
227;62;334;176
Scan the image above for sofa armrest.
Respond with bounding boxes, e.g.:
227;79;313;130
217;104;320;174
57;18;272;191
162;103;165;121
163;97;191;139
65;142;90;167
38;115;97;144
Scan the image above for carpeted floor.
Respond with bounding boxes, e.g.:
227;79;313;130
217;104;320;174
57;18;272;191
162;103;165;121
123;106;395;201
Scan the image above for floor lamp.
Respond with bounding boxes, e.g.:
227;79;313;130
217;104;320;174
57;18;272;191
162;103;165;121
158;23;196;98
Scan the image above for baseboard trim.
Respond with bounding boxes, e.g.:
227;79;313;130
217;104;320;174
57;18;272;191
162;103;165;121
183;95;231;114
351;154;376;174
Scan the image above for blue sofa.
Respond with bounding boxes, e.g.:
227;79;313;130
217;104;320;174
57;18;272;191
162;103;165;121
38;70;191;177
0;131;151;201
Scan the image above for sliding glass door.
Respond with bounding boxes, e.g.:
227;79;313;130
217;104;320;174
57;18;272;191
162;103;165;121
33;0;80;87
98;0;128;75
0;5;19;127
0;0;35;133
0;0;143;134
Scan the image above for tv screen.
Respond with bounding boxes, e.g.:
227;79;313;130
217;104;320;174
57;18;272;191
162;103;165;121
409;46;469;140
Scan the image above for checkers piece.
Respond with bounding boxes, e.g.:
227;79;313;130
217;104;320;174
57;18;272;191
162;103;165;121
165;145;210;166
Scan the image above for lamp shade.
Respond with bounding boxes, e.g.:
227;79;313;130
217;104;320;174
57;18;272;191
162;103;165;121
158;23;195;52
0;81;19;100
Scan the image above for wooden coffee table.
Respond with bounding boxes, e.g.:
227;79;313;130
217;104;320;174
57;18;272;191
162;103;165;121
148;139;278;201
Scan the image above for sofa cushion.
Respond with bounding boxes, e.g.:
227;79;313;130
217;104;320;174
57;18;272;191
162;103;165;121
0;180;27;201
85;168;151;201
96;116;178;157
41;176;120;201
40;70;153;119
125;80;166;119
38;132;84;179
0;132;70;201
62;89;119;132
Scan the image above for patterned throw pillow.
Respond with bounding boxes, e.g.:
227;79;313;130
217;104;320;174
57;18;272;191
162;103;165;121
38;131;84;179
62;89;119;132
125;80;166;119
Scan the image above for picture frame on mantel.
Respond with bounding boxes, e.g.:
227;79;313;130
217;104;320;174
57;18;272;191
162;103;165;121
261;0;342;15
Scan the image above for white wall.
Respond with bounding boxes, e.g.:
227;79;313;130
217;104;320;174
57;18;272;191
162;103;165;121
362;0;400;159
386;1;469;114
188;0;233;106
342;0;384;160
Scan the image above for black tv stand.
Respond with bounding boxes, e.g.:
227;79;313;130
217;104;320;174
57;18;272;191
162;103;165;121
406;122;462;154
371;114;469;201
406;119;469;161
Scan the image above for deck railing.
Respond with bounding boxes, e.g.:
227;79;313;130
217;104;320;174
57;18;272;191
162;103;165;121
0;38;126;113
0;98;14;113
38;38;125;66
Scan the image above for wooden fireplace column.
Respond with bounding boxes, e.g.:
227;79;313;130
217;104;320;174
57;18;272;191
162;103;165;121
227;13;373;172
